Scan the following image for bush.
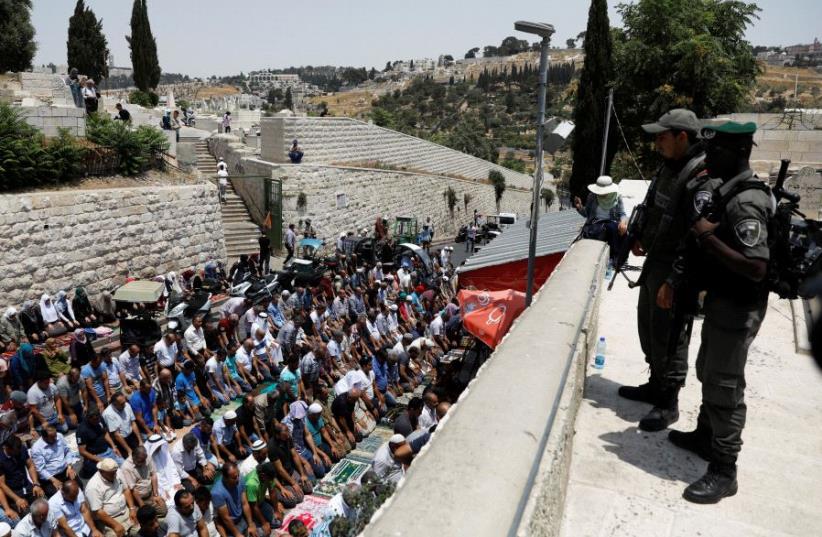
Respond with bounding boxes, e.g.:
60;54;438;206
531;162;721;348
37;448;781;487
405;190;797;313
0;104;86;191
128;90;159;107
86;113;169;176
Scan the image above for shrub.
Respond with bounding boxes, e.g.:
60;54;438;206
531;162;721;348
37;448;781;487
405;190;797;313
128;89;159;107
489;169;506;211
0;104;86;191
86;113;169;176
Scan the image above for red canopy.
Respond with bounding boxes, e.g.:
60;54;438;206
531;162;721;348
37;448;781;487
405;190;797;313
458;289;526;349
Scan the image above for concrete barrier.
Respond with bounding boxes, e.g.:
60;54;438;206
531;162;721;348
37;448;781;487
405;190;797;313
363;239;609;537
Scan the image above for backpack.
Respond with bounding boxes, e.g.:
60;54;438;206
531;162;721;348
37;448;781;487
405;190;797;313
161;115;171;130
717;179;816;300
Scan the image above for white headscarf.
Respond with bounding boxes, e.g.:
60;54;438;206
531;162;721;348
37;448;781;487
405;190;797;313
146;436;181;506
166;272;183;295
39;293;59;323
4;307;16;318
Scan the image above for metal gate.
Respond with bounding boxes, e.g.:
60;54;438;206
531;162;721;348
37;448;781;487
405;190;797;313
266;178;283;253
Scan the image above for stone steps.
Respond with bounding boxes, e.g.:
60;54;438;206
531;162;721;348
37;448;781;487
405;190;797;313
194;140;258;260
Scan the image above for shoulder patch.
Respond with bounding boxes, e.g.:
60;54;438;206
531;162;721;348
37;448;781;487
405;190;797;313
735;219;761;247
693;191;713;214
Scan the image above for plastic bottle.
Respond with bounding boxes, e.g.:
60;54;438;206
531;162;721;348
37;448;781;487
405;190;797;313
605;262;614;281
594;336;606;369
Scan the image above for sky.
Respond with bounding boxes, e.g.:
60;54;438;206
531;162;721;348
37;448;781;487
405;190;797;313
30;0;822;78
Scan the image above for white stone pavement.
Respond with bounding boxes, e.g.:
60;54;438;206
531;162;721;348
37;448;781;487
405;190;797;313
560;267;822;537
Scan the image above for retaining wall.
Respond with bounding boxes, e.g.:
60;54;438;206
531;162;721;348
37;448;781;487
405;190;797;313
17;105;86;138
260;116;534;189
208;134;533;240
0;183;226;305
363;239;609;537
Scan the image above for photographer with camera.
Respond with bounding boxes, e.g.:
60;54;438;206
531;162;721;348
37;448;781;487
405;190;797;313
617;109;707;433
663;120;772;504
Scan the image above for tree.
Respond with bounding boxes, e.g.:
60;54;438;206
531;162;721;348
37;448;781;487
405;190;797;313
568;0;614;202
127;0;161;92
368;67;378;80
483;46;499;58
0;0;36;73
489;170;506;212
566;38;577;49
284;87;293;110
465;47;480;59
384;61;392;72
541;188;556;210
67;0;110;82
612;0;760;168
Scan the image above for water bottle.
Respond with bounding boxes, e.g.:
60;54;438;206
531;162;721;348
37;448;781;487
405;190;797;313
605;262;614;281
594;336;606;369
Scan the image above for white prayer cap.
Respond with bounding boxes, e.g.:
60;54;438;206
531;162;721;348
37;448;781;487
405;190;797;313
0;522;11;537
389;434;406;445
389;304;398;311
251;439;267;451
308;403;323;414
224;410;237;420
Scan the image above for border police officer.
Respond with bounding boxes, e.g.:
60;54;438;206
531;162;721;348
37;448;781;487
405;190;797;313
618;109;706;432
664;120;772;503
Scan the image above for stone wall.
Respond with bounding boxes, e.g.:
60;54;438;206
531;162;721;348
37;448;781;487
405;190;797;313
0;184;226;305
18;72;74;105
17;106;86;138
260;116;534;190
363;240;609;537
208;134;533;240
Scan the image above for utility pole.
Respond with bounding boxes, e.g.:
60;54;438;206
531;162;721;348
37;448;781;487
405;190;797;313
515;21;555;307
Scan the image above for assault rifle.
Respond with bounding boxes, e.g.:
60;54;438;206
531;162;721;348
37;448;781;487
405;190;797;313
608;184;655;291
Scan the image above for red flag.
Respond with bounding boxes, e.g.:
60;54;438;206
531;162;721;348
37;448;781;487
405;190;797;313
458;289;526;349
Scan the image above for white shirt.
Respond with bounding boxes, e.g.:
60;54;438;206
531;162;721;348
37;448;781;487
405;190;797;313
327;339;341;360
11;510;59;537
205;357;226;384
220;297;246;318
217;169;229;186
372;443;404;484
418;404;437;430
27;382;58;421
184;325;206;353
103;403;136;438
235;345;253;372
429;315;444;337
154;338;178;368
239;454;266;478
118;350;143;382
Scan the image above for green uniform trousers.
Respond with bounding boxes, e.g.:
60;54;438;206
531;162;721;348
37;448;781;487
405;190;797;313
695;293;767;464
637;260;691;389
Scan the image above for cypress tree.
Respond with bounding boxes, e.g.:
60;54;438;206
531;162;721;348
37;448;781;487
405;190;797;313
0;0;36;74
67;0;110;82
127;0;161;92
284;87;293;110
569;0;614;201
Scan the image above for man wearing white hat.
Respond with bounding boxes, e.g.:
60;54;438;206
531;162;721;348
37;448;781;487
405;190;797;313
574;175;628;264
371;434;410;484
238;439;268;479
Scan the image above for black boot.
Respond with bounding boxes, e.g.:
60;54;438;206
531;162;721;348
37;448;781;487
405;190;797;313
668;423;712;461
639;387;680;432
617;381;659;405
683;462;738;504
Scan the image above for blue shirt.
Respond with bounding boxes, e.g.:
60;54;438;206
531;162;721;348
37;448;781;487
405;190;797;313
211;479;245;522
129;389;157;429
175;371;200;406
266;303;285;328
31;433;79;480
372;357;388;392
81;362;107;398
191;425;213;455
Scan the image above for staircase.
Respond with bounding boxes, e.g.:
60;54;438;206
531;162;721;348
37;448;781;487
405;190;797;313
194;140;260;261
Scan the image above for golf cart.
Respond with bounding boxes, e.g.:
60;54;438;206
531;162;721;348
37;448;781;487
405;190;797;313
395;243;436;285
112;280;166;348
393;216;419;244
283;238;337;287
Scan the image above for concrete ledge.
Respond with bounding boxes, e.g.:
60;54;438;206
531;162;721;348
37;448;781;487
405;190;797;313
363;239;609;537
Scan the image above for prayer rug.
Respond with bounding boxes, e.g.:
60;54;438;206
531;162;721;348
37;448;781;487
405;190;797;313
277;495;330;533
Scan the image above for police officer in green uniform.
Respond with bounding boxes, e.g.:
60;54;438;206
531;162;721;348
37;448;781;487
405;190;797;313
664;120;772;503
618;109;706;432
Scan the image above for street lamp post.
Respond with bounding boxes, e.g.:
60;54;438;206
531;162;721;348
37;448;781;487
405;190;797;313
515;21;555;306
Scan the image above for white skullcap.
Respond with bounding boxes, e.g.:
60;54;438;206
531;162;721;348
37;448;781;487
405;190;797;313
389;304;398;311
251;439;267;451
389;434;406;444
308;402;323;414
0;522;11;537
224;410;237;420
282;290;290;297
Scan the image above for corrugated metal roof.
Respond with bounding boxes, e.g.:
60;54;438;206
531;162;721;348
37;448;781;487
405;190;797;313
458;210;585;273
